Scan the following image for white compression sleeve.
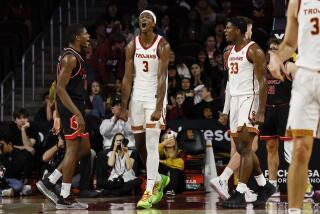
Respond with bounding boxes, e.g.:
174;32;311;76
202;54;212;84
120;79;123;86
222;81;231;114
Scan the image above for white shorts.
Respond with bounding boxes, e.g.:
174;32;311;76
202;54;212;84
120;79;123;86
286;69;320;138
229;94;259;137
129;99;166;133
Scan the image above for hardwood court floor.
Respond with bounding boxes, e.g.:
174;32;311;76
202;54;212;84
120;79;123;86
0;192;318;214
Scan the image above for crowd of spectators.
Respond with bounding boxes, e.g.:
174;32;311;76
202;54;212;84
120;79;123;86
0;0;60;80
0;0;274;198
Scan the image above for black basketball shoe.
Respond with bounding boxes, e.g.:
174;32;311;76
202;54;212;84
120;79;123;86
221;190;246;208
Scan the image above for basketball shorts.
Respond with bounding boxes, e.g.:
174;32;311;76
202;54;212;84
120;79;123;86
286;69;320;138
129;99;166;134
229;94;259;137
56;100;89;140
260;104;289;140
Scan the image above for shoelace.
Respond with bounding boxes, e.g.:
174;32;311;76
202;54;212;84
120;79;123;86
153;183;160;195
141;191;152;201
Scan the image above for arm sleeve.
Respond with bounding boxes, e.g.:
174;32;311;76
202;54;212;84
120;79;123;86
222;81;231;115
162;158;185;171
99;118;115;137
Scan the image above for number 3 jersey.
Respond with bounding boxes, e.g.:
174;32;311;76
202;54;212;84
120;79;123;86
227;41;259;96
296;0;320;71
132;34;167;102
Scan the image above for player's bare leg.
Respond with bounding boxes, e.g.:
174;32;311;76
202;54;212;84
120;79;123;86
211;135;258;201
288;136;313;209
134;132;147;166
266;138;279;187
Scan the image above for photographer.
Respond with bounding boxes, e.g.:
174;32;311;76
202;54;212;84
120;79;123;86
159;130;186;196
0;135;31;196
101;133;141;196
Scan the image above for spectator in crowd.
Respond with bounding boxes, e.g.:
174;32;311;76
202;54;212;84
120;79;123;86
8;108;38;156
195;0;216;24
190;63;206;88
214;22;227;52
179;9;203;43
85;41;98;85
190;84;223;120
99;97;135;150
96;98;135;189
159;130;185;196
103;0;122;36
167;91;187;120
159;13;171;40
0;161;24;197
34;92;54;123
95;31;126;95
169;50;191;79
85;80;105;119
197;49;212;73
204;35;217;67
180;77;192;93
101;133;141;196
41;131;98;198
167;65;181;102
104;78;122;115
0;134;33;192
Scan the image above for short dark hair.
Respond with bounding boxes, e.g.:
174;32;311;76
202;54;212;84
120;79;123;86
65;24;85;44
228;16;248;35
267;37;281;47
13;108;29;119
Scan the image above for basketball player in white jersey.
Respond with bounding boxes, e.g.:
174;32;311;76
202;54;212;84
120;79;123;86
268;0;320;213
118;10;170;209
211;18;258;203
219;17;275;208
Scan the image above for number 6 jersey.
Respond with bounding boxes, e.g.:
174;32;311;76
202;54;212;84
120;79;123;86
227;41;259;96
132;34;166;102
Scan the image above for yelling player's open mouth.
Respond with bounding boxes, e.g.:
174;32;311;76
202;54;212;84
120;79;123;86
141;22;147;28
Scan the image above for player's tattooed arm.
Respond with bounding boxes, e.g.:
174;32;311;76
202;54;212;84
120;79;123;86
155;39;170;113
249;44;267;125
56;55;82;116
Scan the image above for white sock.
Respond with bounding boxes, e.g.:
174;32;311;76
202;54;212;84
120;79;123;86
146;179;156;192
219;167;233;181
236;182;247;193
254;173;267;186
145;127;161;192
288;208;301;214
269;179;277;188
48;169;62;184
60;183;71;198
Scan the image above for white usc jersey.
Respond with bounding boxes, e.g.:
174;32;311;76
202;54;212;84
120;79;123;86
296;0;320;71
227;41;259;96
132;34;166;102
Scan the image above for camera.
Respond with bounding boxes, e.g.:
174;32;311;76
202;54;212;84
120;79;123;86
122;138;129;147
167;130;177;139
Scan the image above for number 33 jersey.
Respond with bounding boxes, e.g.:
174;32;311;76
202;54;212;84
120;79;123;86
227;41;259;96
132;34;166;102
296;0;320;71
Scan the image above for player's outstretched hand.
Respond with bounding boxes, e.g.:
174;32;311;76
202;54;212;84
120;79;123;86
268;52;285;81
76;114;85;133
117;109;128;121
150;110;161;121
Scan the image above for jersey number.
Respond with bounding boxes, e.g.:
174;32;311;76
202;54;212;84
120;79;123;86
143;61;149;72
310;17;319;35
230;62;239;74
